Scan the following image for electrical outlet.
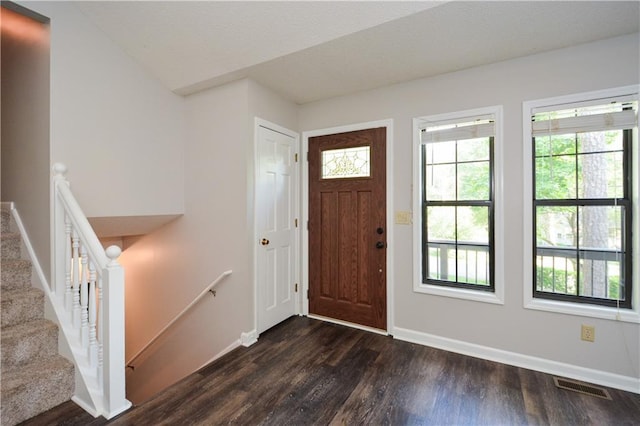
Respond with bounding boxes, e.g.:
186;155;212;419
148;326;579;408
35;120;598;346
581;325;595;342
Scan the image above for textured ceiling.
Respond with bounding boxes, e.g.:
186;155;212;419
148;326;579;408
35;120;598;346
75;1;640;104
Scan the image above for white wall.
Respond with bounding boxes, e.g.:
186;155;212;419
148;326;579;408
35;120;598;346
120;79;298;403
21;1;185;220
1;5;51;281
299;34;640;385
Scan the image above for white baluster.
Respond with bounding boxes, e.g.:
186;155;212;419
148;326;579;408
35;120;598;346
64;215;73;314
51;164;132;418
88;260;98;368
52;163;69;297
98;273;104;389
80;245;89;349
72;229;81;329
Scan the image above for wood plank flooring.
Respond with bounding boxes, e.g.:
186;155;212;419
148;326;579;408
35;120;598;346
20;316;640;425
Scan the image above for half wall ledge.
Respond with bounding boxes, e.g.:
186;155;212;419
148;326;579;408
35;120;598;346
88;214;182;239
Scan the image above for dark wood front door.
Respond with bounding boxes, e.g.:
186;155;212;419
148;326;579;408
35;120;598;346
308;127;386;330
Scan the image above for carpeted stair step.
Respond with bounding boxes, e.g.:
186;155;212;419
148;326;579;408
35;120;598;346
1;232;22;259
0;203;76;425
1;319;59;369
0;355;75;426
1;287;45;328
1;259;32;290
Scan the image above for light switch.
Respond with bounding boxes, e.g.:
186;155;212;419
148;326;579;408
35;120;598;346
395;211;412;225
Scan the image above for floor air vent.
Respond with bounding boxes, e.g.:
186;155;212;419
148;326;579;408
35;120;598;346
553;377;612;400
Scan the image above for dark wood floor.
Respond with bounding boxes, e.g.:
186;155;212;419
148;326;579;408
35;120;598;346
21;316;640;425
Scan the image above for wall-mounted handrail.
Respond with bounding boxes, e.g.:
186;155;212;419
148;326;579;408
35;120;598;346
126;270;232;369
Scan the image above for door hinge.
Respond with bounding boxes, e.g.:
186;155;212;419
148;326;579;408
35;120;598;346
307;289;310;299
295;218;298;227
295;153;298;162
295;283;298;292
306;152;309;162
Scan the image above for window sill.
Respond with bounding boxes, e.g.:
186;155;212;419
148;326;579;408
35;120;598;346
525;297;640;323
415;283;504;305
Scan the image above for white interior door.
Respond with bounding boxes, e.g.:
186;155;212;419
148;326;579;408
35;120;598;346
256;124;298;334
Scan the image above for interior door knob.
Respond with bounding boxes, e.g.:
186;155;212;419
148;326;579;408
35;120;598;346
261;238;270;246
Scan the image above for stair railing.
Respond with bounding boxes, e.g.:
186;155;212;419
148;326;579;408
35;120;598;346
51;163;131;419
126;269;232;369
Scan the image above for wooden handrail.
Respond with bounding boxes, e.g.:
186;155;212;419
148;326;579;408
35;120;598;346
126;270;232;368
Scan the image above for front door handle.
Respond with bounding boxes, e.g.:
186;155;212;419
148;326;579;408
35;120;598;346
261;238;270;246
376;241;385;249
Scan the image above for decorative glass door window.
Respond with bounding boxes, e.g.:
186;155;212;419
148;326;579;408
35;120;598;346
321;146;371;179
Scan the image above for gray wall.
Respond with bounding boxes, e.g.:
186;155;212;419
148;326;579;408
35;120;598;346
120;79;298;403
9;0;639;400
1;5;51;282
23;1;185;220
299;34;640;382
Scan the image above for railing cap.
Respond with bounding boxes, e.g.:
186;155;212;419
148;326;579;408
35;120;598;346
105;245;122;264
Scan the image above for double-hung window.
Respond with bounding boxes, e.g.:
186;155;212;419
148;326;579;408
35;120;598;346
414;106;503;304
524;87;638;316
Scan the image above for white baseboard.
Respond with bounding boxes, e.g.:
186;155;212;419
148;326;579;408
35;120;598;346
71;395;100;418
195;339;242;371
393;326;640;394
6;205;49;294
241;330;258;347
196;329;258;373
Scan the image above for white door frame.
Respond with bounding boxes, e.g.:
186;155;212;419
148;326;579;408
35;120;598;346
253;118;301;336
302;119;395;335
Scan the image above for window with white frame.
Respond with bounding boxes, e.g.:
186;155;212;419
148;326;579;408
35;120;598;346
524;87;638;316
414;106;503;304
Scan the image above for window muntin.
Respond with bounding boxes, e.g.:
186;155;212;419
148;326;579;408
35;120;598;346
421;117;495;291
532;99;636;308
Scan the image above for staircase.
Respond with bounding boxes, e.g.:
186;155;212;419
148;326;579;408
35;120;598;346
0;207;75;426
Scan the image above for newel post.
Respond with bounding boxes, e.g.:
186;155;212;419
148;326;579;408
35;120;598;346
51;163;69;297
101;245;132;418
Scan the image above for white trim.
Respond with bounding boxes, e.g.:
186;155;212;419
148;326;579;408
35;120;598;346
528;85;639;112
5;204;49;294
393;326;640;394
1;201;15;210
413;105;505;305
522;86;640;323
241;330;258;347
252;118;301;335
195;338;243;371
302;119;395;333
71;395;100;418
